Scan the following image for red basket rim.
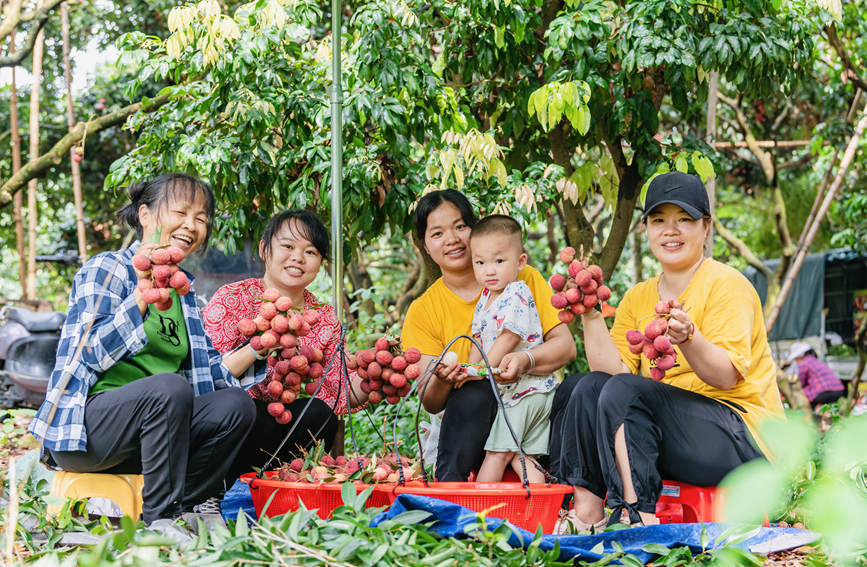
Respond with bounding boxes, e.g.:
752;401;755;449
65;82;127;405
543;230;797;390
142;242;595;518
241;473;572;496
393;481;573;496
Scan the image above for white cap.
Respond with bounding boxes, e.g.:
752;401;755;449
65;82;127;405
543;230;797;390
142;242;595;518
785;342;813;365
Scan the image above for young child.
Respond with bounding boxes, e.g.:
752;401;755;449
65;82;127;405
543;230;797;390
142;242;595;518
468;215;559;483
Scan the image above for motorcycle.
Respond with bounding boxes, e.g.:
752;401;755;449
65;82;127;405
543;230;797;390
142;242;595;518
0;251;77;409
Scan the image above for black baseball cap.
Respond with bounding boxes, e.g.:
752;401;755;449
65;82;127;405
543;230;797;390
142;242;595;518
642;172;710;221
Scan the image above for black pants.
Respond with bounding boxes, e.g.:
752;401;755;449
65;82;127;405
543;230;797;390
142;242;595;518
226;397;338;484
49;373;256;523
810;389;846;409
436;379;499;481
556;372;763;517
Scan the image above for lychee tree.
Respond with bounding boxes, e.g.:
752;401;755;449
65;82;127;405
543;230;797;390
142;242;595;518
96;0;815;290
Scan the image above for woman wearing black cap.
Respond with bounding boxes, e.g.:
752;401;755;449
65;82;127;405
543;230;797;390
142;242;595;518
553;171;784;533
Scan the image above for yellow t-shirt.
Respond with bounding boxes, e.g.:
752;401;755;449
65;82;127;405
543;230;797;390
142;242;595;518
610;258;784;454
401;265;561;363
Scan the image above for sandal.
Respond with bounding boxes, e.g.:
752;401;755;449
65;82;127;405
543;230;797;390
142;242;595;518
553;509;609;535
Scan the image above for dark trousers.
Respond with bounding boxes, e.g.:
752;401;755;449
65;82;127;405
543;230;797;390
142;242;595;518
49;373;256;523
810;389;846;409
226;397;338;484
556;372;763;516
436;379;499;481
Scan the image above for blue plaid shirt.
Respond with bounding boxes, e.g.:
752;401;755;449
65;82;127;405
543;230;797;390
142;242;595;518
29;243;239;452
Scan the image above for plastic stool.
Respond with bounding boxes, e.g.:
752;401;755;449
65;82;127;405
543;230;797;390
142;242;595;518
48;472;144;520
655;480;720;523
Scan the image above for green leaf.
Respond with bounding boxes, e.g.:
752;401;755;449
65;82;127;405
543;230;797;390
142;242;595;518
389;509;434;525
493;25;505;49
642;543;673;556
341;481;357;509
674;154;688;173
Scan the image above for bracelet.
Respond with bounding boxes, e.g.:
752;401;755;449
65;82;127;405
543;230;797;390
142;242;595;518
685;323;695;342
525;350;536;374
249;343;267;361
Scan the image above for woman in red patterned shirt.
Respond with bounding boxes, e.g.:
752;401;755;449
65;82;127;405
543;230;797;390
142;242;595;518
204;210;366;482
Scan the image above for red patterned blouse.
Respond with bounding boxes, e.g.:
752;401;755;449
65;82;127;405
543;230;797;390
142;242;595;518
203;278;350;414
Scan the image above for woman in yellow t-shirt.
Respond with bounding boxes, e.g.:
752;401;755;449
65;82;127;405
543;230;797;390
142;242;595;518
554;172;784;533
401;190;576;481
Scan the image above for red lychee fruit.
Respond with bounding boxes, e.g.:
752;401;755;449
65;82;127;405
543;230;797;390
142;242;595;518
559;246;576;264
262;288;281;302
597;285;611;302
150;248;171;265
626;330;644;345
132;254;151;271
558;310;575;324
259;302;278;320
375;337;389;351
649;368;665;381
549;273;566;291
267;402;284;417
404;348;421;364
391;355;407;371
404;364;420;381
551;292;568;309
275;296;293;311
375;350;393;366
276;410;292;424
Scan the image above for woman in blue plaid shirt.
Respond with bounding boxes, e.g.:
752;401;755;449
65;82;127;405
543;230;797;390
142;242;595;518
29;174;262;523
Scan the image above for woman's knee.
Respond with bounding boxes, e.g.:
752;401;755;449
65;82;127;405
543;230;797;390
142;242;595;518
148;373;194;409
597;372;644;411
567;371;611;407
222;387;257;426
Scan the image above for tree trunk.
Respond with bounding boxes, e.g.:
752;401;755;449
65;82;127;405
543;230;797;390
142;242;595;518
0;92;171;206
704;71;718;257
776;368;811;411
631;227;642;286
26;17;45;299
845;315;866;416
766;102;867;333
61;0;87;262
8;31;27;299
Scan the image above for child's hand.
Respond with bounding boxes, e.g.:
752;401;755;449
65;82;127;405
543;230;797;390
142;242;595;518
496;352;528;384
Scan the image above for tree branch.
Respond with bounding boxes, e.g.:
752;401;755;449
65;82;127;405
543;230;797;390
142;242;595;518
0;0;65;67
0;93;171;206
718;91;775;185
824;24;867;94
713;218;773;280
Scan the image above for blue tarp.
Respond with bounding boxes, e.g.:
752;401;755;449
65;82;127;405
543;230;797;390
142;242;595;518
222;484;818;562
372;493;819;563
221;478;257;522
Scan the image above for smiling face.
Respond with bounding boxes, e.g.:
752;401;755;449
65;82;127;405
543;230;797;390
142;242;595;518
470;232;526;293
423;201;473;274
260;218;324;296
138;187;209;260
645;203;710;272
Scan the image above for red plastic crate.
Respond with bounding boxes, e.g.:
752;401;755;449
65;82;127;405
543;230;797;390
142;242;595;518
655;480;719;523
242;472;572;533
392;481;573;533
241;472;394;519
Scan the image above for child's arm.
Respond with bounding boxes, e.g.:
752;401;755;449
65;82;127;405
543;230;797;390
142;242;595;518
482;329;522;368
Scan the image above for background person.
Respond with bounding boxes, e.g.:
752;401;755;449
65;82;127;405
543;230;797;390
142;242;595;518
554;171;784;533
204;209;368;484
785;341;846;409
400;189;576;482
29;173;257;523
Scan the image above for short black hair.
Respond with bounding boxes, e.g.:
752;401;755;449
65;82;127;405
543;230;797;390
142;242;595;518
261;209;330;262
117;173;216;250
470;214;523;250
414;189;477;242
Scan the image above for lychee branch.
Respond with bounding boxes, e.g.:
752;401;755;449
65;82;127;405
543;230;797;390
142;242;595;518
0;92;171;207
